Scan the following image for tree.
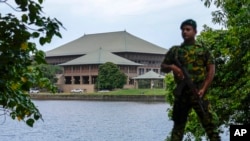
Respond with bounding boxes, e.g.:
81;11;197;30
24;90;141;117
165;0;250;140
201;0;250;125
97;62;127;90
37;64;63;84
0;0;63;127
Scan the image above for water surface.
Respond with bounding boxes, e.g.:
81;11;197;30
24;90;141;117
0;100;229;141
1;101;172;141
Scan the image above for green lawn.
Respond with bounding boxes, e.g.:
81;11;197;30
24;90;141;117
93;88;166;95
39;88;166;96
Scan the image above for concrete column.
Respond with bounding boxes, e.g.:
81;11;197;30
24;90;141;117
89;75;92;84
71;76;74;84
135;80;138;89
80;75;82;84
127;66;130;85
151;80;154;89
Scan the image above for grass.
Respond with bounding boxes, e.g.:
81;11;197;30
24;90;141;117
92;88;166;95
39;88;166;96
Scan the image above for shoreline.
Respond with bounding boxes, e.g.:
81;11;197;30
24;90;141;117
30;94;166;102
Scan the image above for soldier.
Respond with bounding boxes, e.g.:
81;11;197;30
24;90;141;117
161;19;221;141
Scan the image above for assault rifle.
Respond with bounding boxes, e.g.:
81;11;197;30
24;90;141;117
174;58;206;114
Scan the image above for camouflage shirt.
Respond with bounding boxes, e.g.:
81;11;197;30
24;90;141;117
162;43;214;83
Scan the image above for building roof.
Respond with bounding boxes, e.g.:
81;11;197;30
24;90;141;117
133;70;165;79
59;48;142;66
46;31;168;57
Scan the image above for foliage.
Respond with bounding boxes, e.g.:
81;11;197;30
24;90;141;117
37;64;63;84
164;73;175;105
165;0;250;139
201;0;250;125
96;62;127;90
0;0;63;127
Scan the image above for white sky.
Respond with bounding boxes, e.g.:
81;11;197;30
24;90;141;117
1;0;221;51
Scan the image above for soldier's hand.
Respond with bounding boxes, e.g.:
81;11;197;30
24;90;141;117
171;65;184;80
198;89;205;98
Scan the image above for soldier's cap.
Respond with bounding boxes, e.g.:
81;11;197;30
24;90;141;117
180;19;197;30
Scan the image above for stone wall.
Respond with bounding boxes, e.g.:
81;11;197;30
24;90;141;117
30;94;165;102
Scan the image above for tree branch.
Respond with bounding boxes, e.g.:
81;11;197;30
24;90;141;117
0;0;22;12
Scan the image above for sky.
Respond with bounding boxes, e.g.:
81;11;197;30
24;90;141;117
1;0;221;51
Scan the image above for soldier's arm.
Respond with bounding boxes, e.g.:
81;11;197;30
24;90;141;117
161;47;183;76
161;64;184;79
198;64;215;97
160;63;173;73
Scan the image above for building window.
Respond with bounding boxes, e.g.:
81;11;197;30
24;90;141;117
146;68;151;72
74;76;80;84
65;76;71;84
139;68;144;75
82;65;88;73
129;79;134;85
129;66;136;73
82;76;89;84
73;66;80;73
64;66;71;73
153;69;159;73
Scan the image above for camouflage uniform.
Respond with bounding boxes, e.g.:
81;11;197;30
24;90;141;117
162;43;221;141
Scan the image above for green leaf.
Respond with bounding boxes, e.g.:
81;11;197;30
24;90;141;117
21;14;28;23
32;32;40;38
38;0;43;4
34;113;41;120
26;118;35;127
15;0;21;5
55;32;62;38
39;37;46;45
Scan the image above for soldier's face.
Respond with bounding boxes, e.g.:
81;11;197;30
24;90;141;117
181;25;197;41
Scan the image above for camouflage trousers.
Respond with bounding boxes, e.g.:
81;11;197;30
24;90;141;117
170;90;221;141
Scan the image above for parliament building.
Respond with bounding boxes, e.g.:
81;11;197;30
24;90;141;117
45;31;168;93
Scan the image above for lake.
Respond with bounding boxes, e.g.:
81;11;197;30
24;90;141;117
0;100;229;141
